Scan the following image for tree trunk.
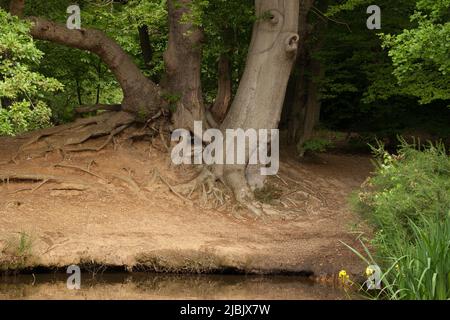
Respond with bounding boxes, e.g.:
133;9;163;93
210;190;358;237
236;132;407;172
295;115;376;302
210;54;232;124
164;0;205;132
216;0;300;204
138;25;153;69
295;18;326;156
296;57;323;155
286;0;314;144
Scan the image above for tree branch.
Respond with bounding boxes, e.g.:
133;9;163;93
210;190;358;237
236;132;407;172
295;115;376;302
8;0;165;116
75;104;122;114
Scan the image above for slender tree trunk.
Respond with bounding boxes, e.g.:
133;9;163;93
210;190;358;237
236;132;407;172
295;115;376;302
164;0;205;132
216;0;300;204
287;0;313;145
138;25;153;68
295;17;326;156
296;57;323;155
210;54;232;124
75;78;83;105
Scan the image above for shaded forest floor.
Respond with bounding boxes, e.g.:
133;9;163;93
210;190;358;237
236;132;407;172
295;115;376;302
0;125;373;280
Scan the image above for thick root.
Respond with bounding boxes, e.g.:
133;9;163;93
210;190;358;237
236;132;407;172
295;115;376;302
10;112;136;162
173;168;216;197
63;112;134;146
0;172;93;193
222;166;263;217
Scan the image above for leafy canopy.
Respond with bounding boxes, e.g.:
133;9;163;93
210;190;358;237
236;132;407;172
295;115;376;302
0;9;63;135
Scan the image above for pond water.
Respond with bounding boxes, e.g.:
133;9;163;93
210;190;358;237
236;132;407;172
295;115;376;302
0;273;351;300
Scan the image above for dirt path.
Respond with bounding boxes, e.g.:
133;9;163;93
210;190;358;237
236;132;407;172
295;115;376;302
0;135;373;278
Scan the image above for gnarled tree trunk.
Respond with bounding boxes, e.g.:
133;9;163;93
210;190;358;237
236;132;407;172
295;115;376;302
216;0;300;205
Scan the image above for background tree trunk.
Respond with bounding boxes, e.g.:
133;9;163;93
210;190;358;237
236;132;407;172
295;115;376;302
217;0;300;204
286;0;314;144
295;17;326;156
296;56;324;155
138;25;153;69
164;0;205;132
210;54;232;124
9;0;24;17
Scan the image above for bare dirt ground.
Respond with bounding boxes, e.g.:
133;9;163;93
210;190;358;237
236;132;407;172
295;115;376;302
0;126;373;279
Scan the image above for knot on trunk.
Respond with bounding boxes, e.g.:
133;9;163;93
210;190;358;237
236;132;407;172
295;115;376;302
285;33;300;56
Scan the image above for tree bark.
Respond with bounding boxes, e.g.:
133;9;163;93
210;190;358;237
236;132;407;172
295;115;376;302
210;54;232;124
138;25;153;68
286;0;314;144
9;0;24;17
163;0;205;132
295;17;326;156
217;0;300;203
296;57;324;155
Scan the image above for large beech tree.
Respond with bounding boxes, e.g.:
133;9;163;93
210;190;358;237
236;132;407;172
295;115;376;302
8;0;300;212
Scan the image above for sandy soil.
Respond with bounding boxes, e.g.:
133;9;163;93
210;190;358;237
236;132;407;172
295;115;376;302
0;129;373;278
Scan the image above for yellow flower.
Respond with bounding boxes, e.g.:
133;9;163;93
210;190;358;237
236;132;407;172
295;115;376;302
338;270;350;284
366;266;375;277
395;264;400;271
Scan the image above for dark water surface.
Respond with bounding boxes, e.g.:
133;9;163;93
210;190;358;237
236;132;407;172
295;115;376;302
0;273;350;300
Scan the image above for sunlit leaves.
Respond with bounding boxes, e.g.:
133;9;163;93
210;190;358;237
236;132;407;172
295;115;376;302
0;9;62;135
381;1;450;103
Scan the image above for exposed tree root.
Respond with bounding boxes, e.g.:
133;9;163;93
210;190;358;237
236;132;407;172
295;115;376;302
157;173;193;205
172;168;216;198
8;112;137;162
54;164;110;184
0;173;60;183
168;166;266;215
112;172;148;200
75;104;122;114
64;124;130;153
63;112;135;146
0;173;92;193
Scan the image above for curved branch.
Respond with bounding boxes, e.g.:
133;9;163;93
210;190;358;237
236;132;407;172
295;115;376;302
28;17;154;96
8;0;165;116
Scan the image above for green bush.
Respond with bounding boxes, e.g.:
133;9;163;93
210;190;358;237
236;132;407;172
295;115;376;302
0;9;62;135
300;138;333;154
352;140;450;300
357;140;450;242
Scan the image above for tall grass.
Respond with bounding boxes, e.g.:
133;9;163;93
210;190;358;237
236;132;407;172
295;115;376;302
352;139;450;300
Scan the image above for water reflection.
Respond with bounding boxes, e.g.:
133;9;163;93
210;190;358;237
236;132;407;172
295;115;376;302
0;273;349;300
